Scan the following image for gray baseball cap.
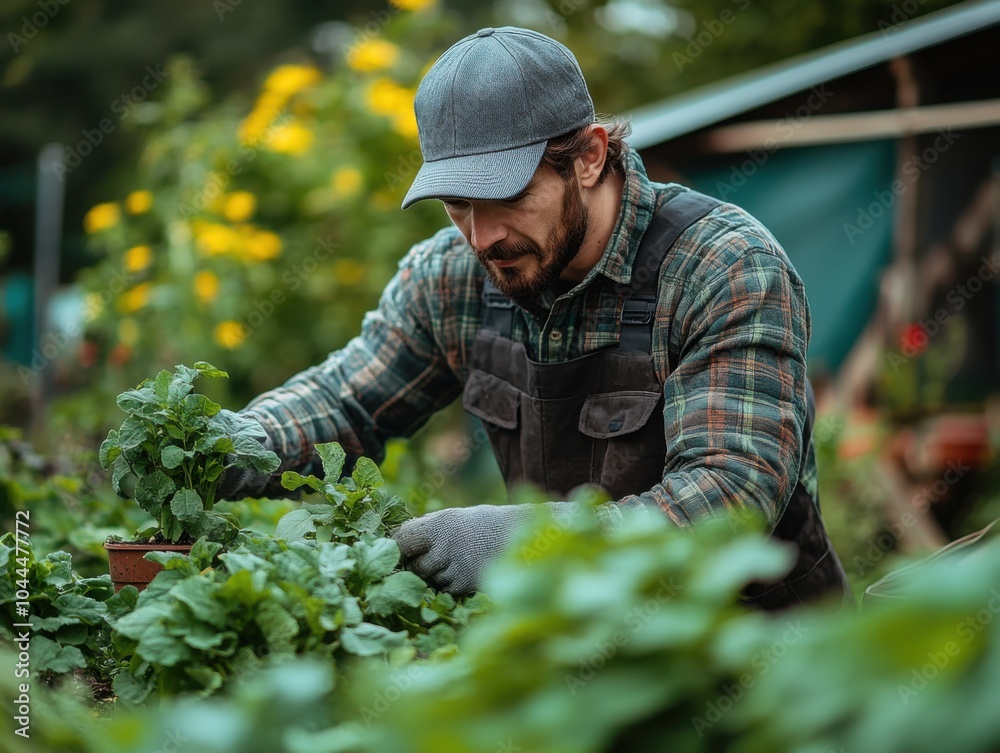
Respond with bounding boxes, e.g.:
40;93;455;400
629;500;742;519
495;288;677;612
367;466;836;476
401;26;596;209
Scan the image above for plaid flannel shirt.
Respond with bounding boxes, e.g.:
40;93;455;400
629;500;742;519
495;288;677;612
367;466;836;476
245;148;817;528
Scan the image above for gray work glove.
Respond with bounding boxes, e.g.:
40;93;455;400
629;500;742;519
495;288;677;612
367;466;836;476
393;502;584;595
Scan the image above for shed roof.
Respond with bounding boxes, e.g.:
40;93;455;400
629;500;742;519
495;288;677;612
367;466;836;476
627;0;1000;149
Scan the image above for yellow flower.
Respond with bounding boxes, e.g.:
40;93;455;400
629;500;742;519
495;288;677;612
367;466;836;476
194;223;241;256
331;167;363;198
120;283;151;313
333;258;366;286
263;64;322;97
364;78;413;117
240;106;279;145
392;109;419;139
117;318;139;346
124;190;154;215
123;245;152;272
224;192;257;223
390;0;437;10
347;39;400;72
240;227;282;261
83;202;120;234
266;121;314;155
214;320;247;349
194;271;219;304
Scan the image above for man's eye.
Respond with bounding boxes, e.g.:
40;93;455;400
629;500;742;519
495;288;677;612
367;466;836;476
442;199;469;209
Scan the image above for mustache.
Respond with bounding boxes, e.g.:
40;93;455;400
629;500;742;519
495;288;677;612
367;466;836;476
479;239;540;262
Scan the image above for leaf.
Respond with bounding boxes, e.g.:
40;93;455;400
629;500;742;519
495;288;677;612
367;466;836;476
365;571;428;616
339;623;406;656
111;456;134;498
171;578;226;627
353;537;400;582
167;366;198;404
30;612;73;631
188;537;223;569
135;470;176;515
412;623;458;656
185;666;225;695
353;508;383;535
105;586;140;622
40;550;74;587
52;593;106;624
256;602;300;649
182;624;229;651
99;430;121;469
194;426;232;454
194;361;229;379
160;445;187;469
351;456;383;489
170;488;204;522
117;416;147;452
281;471;326;493
317;544;355;579
116;385;157;414
183;393;222;418
144;550;198;573
153;369;172;399
54;623;89;646
315;442;347;481
275;509;317;541
233;435;281;474
30;635;86;674
112;670;153;705
135;624;188;666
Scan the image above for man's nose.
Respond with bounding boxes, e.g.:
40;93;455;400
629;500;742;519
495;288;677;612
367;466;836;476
468;205;507;251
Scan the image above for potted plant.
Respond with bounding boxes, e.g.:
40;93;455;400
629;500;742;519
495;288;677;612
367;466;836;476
99;361;280;590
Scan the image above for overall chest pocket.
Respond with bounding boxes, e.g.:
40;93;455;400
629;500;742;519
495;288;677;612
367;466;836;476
462;370;523;483
578;390;665;499
463;370;520;429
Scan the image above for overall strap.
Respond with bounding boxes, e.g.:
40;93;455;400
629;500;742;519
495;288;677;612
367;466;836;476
481;275;516;339
620;190;723;354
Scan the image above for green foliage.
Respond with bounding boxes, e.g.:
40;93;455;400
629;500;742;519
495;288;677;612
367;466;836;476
7;512;1000;753
99;362;280;543
354;510;795;751
0;532;116;686
277;441;411;545
0;426;151;575
106;530;486;702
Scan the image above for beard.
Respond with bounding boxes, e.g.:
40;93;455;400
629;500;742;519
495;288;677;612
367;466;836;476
475;179;589;300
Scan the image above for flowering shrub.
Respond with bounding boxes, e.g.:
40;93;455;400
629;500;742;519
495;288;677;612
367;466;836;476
79;2;452;409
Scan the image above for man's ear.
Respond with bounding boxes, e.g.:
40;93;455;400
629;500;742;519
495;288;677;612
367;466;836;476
575;124;609;189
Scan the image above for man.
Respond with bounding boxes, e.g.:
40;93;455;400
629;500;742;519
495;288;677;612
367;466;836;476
223;26;851;610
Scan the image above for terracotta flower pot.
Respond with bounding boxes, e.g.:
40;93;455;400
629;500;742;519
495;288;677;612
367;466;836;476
104;541;193;592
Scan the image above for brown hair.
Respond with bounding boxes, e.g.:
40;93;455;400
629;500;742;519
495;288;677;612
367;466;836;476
541;116;632;184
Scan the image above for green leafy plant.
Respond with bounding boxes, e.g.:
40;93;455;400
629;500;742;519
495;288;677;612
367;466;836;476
101;442;484;702
105;531;486;702
99;362;280;543
275;441;411;545
0;533;117;693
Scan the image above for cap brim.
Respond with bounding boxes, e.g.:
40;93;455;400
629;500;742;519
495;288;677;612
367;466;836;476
401;140;547;209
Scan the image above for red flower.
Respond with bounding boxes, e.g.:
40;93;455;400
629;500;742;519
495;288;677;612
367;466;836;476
899;323;929;356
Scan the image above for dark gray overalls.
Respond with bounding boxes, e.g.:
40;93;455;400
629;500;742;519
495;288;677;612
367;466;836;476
462;190;852;611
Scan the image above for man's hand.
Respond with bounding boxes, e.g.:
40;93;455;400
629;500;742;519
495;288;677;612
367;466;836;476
392;502;578;595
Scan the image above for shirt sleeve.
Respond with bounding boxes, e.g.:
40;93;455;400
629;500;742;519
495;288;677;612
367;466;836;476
242;246;462;479
619;249;811;529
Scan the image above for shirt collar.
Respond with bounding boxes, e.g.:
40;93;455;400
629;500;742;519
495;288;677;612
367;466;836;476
581;147;657;288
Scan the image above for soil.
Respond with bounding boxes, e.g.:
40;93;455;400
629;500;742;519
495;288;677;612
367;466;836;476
105;531;198;546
